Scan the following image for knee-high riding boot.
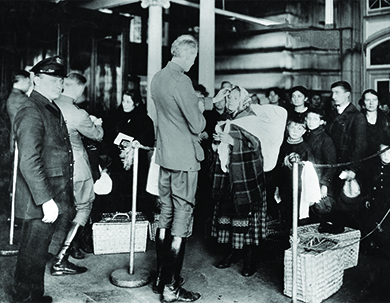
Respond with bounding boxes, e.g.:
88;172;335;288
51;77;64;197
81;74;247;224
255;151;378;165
162;236;201;303
153;228;170;294
153;229;185;294
51;222;88;276
69;227;85;260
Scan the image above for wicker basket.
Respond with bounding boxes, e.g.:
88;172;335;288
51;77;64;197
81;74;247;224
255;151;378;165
284;247;344;303
92;212;148;255
296;223;361;269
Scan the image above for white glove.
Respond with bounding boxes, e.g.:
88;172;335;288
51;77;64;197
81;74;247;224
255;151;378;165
42;199;59;223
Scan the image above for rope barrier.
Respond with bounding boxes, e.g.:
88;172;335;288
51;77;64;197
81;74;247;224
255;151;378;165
309;145;390;168
122;138;390;249
286;145;390;252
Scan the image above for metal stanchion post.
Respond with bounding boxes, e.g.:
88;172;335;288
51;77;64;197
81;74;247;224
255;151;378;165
292;161;298;303
110;142;150;288
0;144;19;256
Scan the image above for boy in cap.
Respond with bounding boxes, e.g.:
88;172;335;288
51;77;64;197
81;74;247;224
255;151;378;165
276;113;315;230
12;56;74;303
304;107;337;220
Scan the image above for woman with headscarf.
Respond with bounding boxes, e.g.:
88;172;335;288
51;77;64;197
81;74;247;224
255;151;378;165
211;85;268;277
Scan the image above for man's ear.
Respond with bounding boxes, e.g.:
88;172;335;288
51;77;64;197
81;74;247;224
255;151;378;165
33;75;41;87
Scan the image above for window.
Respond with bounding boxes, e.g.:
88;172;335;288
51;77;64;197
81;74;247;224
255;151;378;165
130;16;142;43
371;39;390;66
367;38;390;68
369;0;390;10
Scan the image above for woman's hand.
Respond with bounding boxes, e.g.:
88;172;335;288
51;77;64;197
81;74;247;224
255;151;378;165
199;131;208;141
213;88;230;104
214;131;234;146
320;185;328;198
339;170;356;181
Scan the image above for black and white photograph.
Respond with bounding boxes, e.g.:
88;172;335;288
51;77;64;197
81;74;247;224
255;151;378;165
0;1;390;302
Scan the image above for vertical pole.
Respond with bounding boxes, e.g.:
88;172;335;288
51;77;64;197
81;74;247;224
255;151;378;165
292;162;298;303
325;0;334;26
10;144;18;245
121;20;130;107
199;0;215;96
146;5;163;126
129;146;139;275
90;37;97;112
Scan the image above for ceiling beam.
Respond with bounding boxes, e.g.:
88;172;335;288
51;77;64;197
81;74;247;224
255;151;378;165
77;0;139;10
171;0;282;26
78;0;282;26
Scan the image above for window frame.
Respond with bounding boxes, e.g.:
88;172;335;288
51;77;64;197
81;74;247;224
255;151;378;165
366;37;390;69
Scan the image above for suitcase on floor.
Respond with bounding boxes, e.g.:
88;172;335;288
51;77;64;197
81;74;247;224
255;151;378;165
92;212;148;255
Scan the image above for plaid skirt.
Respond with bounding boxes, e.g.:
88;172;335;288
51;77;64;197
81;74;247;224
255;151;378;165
211;194;266;249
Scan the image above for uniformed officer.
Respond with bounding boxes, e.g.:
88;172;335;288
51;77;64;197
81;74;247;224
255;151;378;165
12;56;75;303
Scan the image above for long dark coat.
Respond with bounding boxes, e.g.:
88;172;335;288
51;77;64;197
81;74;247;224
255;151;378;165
13;90;74;219
304;126;337;188
325;103;367;174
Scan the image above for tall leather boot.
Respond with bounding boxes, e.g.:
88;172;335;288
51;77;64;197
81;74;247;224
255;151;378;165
51;222;88;276
152;228;170;294
69;227;85;259
241;245;256;277
153;229;185;294
80;222;94;254
162;236;201;303
215;246;241;269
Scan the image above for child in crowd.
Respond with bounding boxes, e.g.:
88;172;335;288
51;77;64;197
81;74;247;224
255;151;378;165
304;107;337;220
360;128;390;257
276;113;315;230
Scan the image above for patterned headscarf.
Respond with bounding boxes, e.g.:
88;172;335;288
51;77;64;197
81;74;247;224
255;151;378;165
228;85;251;118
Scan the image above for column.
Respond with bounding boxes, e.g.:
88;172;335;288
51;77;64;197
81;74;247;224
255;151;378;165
142;0;170;125
199;0;215;97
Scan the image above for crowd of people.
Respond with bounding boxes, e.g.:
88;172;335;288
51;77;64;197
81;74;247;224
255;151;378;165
5;33;390;303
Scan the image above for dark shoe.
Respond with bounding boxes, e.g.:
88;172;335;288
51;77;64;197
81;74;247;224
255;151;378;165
31;296;53;303
241;262;256;277
69;244;84;259
215;249;241;269
51;259;87;276
162;284;201;303
241;245;256;277
153;276;185;294
12;294;53;303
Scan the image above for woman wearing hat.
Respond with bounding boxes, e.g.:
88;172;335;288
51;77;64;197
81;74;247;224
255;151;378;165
211;85;267;277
